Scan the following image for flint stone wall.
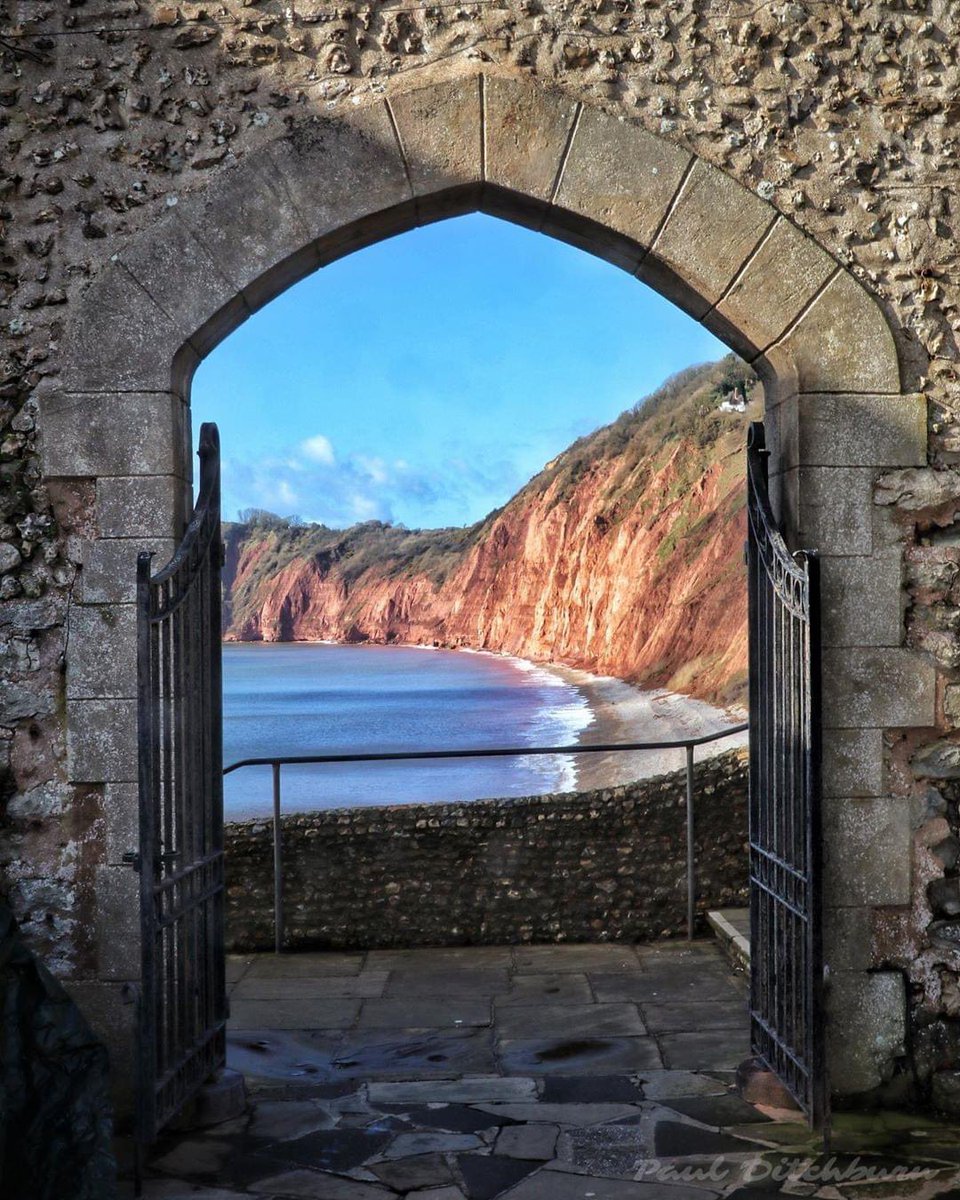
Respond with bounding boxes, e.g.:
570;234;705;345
223;750;748;952
6;0;960;1108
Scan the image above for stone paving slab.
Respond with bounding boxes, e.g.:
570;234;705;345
383;970;511;999
226;1030;346;1085
493;1124;559;1161
496;1003;645;1040
493;974;593;1007
126;942;960;1200
590;971;744;1005
498;1036;663;1076
366;948;514;970
659;1031;750;1071
513;945;643;974
500;1171;717;1199
243;952;368;977
230;999;363;1030
227;957;254;983
248;1169;395;1197
641;1000;749;1033
368;1079;538;1105
357;999;493;1029
331;1029;498;1079
234;974;391;1001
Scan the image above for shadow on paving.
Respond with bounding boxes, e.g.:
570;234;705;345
121;940;960;1199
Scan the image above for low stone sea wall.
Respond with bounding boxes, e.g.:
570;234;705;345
224;749;749;951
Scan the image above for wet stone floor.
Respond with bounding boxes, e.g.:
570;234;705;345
128;941;960;1200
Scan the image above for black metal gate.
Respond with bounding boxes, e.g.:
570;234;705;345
135;422;226;1151
746;421;827;1131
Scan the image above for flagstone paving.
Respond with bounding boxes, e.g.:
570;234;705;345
126;941;960;1199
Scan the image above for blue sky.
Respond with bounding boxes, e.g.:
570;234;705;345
192;214;726;530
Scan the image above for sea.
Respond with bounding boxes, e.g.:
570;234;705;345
222;642;594;819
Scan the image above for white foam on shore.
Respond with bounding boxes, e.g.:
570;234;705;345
543;664;748;790
493;653;595;793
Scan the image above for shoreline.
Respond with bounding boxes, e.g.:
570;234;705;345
543;663;748;792
223;638;747;795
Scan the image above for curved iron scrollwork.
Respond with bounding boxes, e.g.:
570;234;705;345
136;422;226;1153
746;421;827;1134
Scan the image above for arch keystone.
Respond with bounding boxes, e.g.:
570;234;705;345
483;74;579;203
388;75;483;198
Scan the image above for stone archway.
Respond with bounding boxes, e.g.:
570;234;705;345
41;67;930;1116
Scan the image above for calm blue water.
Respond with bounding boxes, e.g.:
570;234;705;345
222;643;593;818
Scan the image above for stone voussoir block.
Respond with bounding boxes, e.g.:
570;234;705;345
483;73;579;203
640;159;775;320
388;74;483;197
41;391;187;480
552;104;691;272
270;99;412;251
59;261;189;393
174;144;314;315
118;207;250;364
709;216;837;356
770;270;901;395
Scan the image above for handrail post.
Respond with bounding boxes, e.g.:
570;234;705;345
272;762;283;954
686;744;695;941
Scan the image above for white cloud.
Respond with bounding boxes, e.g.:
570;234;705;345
351;493;381;520
301;434;336;465
277;479;299;506
357;455;389;485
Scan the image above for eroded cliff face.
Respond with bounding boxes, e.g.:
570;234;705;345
223;359;752;707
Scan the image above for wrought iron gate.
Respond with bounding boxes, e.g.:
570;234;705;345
746;421;827;1131
135;422;226;1150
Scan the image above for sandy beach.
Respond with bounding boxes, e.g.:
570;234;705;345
544;663;748;792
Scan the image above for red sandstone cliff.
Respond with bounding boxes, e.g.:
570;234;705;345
223;358;754;706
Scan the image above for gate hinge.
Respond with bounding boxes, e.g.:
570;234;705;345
122;851;142;872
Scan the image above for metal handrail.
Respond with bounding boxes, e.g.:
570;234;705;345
223;722;749;952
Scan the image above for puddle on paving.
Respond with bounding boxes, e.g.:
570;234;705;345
534;1039;610;1063
332;1030;494;1076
